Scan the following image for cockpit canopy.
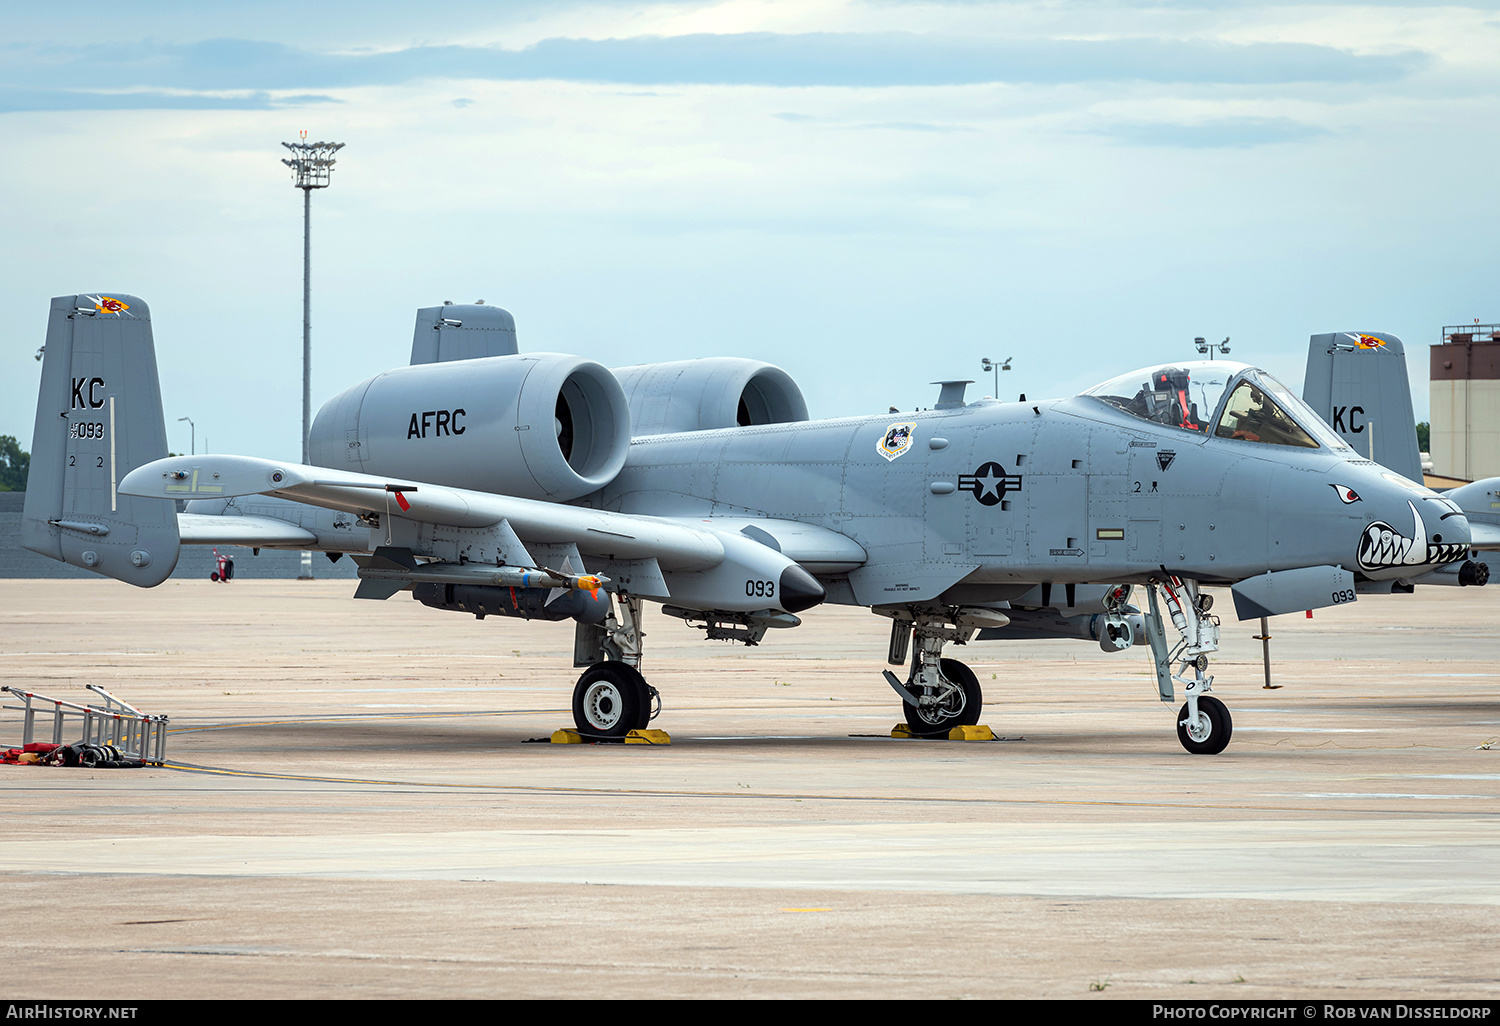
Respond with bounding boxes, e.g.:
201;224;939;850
1084;360;1350;452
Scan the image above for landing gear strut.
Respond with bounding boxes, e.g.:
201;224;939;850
879;606;1004;738
571;593;660;740
1140;575;1232;755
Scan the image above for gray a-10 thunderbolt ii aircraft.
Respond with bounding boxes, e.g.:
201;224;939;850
22;294;1481;754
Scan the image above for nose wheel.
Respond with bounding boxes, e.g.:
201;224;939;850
1177;695;1232;755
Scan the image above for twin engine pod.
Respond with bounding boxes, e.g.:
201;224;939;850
310;354;631;502
412;581;611;624
309;353;811;500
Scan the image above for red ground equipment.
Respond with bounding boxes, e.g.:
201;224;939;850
210;547;235;583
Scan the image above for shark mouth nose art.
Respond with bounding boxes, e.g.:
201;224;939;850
1357;501;1467;572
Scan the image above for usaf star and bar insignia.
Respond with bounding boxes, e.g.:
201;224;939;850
959;461;1023;506
876;423;1022;506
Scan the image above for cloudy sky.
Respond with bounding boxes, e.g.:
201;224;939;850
3;0;1496;459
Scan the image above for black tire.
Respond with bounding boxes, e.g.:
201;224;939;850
573;662;650;740
1177;695;1233;755
903;658;983;738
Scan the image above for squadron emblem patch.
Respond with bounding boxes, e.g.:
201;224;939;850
85;295;131;317
878;422;916;462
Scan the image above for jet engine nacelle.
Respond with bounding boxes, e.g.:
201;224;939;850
611;358;809;436
310;353;631;501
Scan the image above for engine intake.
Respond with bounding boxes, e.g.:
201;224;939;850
310;353;630;501
612;358;808;436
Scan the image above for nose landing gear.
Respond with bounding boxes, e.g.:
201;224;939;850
1141;575;1233;755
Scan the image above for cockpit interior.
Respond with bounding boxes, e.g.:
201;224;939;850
1085;361;1349;451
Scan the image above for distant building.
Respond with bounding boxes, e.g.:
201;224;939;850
1431;324;1500;482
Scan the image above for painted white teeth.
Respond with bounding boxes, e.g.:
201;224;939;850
1357;503;1466;572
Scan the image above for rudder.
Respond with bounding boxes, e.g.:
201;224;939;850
22;293;180;585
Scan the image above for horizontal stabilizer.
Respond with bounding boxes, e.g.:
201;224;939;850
177;513;317;547
1231;564;1355;621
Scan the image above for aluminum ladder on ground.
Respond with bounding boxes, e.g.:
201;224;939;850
1;684;168;765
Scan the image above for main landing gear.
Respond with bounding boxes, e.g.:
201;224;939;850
571;594;661;740
1139;575;1232;755
879;606;1005;738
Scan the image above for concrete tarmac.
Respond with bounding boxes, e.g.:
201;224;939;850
2;578;1498;999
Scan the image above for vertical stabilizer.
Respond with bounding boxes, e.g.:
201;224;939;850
409;303;517;365
22;294;180;585
1303;332;1422;483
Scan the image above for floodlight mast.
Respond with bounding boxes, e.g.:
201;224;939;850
1195;336;1231;359
280;133;344;580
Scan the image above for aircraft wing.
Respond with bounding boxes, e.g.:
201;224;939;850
123;454;724;569
120;455;861;612
177;513;317;547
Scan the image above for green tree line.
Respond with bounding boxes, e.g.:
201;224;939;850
0;436;28;492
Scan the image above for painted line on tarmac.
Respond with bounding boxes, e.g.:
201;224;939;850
167;709;567;733
154;760;1481;816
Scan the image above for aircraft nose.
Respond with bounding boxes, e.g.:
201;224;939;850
1352;473;1471;578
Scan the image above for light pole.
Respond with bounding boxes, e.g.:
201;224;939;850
177;416;195;455
280;132;344;580
1195;336;1231;359
980;356;1012;398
